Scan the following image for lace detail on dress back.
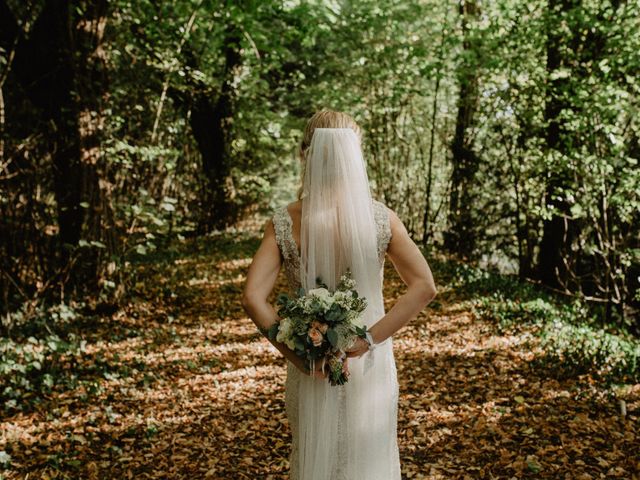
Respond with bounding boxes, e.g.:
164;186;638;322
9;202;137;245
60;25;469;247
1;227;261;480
372;199;392;264
272;199;391;293
272;205;302;292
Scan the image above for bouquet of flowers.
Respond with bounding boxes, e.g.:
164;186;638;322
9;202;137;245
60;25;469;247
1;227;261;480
265;270;368;386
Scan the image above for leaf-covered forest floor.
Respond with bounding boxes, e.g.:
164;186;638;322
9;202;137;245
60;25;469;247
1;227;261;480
1;218;639;480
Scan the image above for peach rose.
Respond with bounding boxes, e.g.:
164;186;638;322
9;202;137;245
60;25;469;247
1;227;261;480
308;327;324;347
311;320;329;334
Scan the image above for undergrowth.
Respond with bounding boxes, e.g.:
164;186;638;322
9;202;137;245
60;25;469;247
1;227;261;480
432;256;640;385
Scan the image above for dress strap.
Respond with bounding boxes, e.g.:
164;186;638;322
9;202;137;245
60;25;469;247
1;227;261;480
373;200;392;263
272;205;296;263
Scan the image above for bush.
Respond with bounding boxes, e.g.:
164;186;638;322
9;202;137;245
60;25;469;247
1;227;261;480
0;303;87;413
537;320;640;383
473;294;557;332
433;258;540;300
448;257;640;384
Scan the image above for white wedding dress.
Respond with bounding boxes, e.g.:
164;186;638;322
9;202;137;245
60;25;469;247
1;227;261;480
271;198;401;480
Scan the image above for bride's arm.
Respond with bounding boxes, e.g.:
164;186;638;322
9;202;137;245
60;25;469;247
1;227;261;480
367;208;437;344
241;220;312;374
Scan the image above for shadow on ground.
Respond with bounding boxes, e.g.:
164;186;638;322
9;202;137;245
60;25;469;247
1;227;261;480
1;225;638;479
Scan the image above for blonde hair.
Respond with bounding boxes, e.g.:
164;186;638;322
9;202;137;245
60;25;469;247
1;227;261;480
296;109;362;200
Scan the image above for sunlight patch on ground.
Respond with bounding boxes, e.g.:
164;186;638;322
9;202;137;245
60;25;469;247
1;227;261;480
217;258;253;270
1;231;637;479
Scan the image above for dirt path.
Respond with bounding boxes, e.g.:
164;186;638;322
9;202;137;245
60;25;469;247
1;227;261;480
1;227;638;479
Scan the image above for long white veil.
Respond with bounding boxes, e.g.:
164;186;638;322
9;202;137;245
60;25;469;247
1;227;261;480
300;127;382;304
294;127;398;479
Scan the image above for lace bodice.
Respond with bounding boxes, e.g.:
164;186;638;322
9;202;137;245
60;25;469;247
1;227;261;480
271;199;392;292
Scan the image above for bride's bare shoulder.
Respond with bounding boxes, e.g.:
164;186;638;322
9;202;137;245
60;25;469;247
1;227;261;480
285;200;302;214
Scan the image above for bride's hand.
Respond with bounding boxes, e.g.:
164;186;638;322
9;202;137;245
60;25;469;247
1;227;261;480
345;337;370;358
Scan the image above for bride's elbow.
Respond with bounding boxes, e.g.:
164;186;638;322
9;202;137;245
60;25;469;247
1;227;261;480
241;292;253;313
428;286;438;303
242;287;270;316
415;282;437;305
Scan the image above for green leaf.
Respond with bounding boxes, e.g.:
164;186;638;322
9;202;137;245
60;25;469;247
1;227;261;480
526;457;541;473
0;451;12;467
42;374;54;388
326;328;338;347
569;203;583;218
267;323;279;340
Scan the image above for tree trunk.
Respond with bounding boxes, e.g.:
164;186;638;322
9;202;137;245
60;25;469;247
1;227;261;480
536;0;581;290
444;0;481;259
0;0;109;293
197;23;242;233
164;21;242;236
422;14;447;249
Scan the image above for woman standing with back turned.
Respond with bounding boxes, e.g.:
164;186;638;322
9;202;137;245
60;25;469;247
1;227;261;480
242;109;437;479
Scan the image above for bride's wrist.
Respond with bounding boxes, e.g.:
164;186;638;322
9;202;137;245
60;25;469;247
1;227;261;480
367;325;384;345
366;328;377;346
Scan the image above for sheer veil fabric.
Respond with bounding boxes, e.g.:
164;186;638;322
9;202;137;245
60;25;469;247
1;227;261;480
293;128;401;480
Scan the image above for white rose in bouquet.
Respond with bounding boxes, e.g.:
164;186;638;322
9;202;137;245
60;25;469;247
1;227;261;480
307;287;333;309
276;317;296;350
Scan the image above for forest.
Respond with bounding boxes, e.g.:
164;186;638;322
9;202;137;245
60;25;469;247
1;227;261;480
0;0;639;478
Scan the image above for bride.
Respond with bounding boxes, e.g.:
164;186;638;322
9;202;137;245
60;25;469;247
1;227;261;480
242;109;437;479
